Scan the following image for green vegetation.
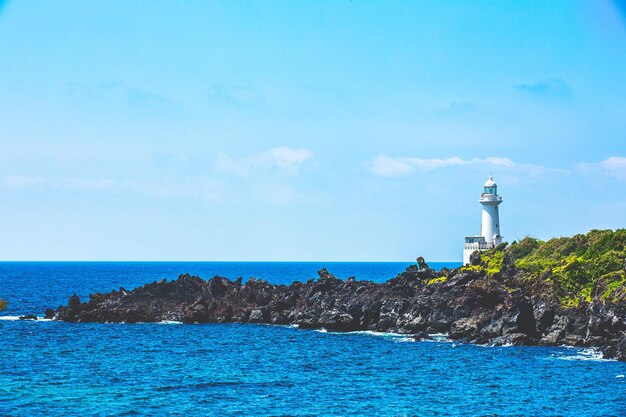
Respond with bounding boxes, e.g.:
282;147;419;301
461;244;505;275
471;229;626;307
427;277;447;285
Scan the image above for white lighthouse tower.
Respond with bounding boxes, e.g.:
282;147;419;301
463;176;503;265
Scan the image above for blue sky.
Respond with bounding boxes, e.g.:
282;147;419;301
0;1;625;261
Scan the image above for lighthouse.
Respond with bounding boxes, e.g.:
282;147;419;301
463;176;503;265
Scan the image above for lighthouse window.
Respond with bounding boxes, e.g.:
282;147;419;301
484;186;496;194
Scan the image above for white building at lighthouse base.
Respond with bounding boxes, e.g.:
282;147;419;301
463;236;496;265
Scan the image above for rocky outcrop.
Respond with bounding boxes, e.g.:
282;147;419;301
49;262;626;361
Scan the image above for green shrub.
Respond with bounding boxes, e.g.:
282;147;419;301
471;229;626;307
484;251;504;275
508;237;541;261
601;271;626;301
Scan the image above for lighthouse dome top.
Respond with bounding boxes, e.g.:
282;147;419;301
484;176;497;187
482;176;499;196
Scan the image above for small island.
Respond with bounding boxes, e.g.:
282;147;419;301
48;229;626;362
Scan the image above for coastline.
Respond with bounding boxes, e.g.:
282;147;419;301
4;314;617;362
46;258;626;361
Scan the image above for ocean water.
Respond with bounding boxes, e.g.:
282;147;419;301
1;262;625;417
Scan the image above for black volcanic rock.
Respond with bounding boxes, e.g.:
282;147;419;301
49;262;626;361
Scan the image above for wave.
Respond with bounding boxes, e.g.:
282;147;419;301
308;327;455;344
351;330;415;342
550;347;610;362
0;315;52;322
312;328;415;343
427;333;451;342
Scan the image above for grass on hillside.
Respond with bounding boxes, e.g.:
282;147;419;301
465;229;626;307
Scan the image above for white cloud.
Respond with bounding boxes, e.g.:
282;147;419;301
369;155;560;177
3;176;114;190
600;156;626;171
579;156;626;180
268;147;313;170
215;147;313;176
405;156;470;170
370;155;415;177
483;157;516;168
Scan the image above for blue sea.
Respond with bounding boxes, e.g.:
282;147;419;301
1;262;625;417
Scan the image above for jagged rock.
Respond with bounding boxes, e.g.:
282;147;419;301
416;257;429;271
249;309;264;323
449;318;480;340
563;334;585;346
18;314;38;321
443;272;476;289
469;251;482;266
413;331;433;341
539;331;562;346
45;258;626;361
601;336;626;361
492;332;532;346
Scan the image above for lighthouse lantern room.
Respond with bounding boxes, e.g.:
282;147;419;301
463;176;503;265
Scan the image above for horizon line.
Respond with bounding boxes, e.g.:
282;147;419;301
0;259;462;263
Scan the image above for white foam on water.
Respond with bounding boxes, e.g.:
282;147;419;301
351;330;414;343
158;320;183;325
550;347;610;362
350;330;402;337
311;328;413;342
393;337;416;343
427;333;451;342
616;375;624;378
0;316;52;322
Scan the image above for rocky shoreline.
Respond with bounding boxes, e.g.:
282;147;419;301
47;257;626;361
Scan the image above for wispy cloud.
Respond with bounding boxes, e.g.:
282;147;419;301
516;78;572;98
67;81;182;114
207;84;259;106
267;147;313;169
370;155;561;177
125;176;226;203
216;147;314;176
99;82;177;109
579;156;626;181
3;176;114;190
2;173;230;203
